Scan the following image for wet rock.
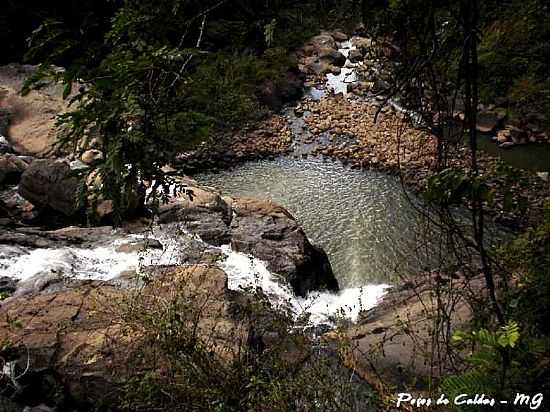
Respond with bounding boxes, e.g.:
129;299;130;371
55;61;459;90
116;239;163;254
0;134;13;154
18;159;80;216
309;34;337;50
158;185;232;245
344;273;483;390
12;271;69;298
258;71;304;112
0;153;29;186
352;37;373;53
230;198;338;297
499;141;516;149
507;125;528;144
0;187;38;222
475;112;500;133
0;276;18;296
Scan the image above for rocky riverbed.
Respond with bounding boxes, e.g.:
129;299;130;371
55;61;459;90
0;28;549;411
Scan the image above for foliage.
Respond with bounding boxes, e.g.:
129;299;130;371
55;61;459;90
478;0;550;129
116;267;377;412
21;0;308;222
499;201;550;334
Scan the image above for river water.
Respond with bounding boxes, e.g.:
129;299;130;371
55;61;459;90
197;157;435;288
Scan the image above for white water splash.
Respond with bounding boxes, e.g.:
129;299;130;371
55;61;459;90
326;39;360;96
0;226;387;325
219;245;388;325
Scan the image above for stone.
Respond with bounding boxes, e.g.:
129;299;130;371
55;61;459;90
506;125;528;144
331;31;349;42
348;49;363;63
0;153;29;185
475;112;500;133
0;64;74;155
229;198;338;297
537;172;549;182
496;129;510;143
343;273;483;390
258;71;304;112
499;141;515;149
116;239;163;254
0;187;38;222
0;134;12;154
18;159;80;216
352;37;373;53
80;149;104;165
0;265;251;408
309;34;337;50
158;185;232;246
0;276;18;296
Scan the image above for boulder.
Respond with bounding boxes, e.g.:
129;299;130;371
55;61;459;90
0;187;38;222
0;64;72;156
475;112;500;133
115;238;163;254
157;181;338;297
343;273;483;390
80;149;104;165
158;184;232;246
18;159;80;216
352;37;373;53
0;134;12;154
230;198;338;297
348;49;363;63
257;71;304;112
0;153;29;185
0;265;251;409
331;31;349;42
309;34;337;50
317;48;346;67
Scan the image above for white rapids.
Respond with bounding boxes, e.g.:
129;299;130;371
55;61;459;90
0;224;387;326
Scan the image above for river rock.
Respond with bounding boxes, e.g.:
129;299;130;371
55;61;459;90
309;34;337;50
0;134;13;154
116;238;163;253
258;71;304;112
352;37;373;53
343;272;484;390
158;184;232;245
0;265;251;409
80;149;104;165
0;64;72;156
0;187;38;222
348;48;363;63
0;153;29;186
475;112;500;133
331;31;349;42
230;198;338;297
18;159;80;216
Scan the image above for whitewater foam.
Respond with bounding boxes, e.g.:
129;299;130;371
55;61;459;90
0;225;388;325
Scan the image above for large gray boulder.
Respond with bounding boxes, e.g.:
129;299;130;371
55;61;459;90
229;198;338;297
158;182;338;297
18;159;80;216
